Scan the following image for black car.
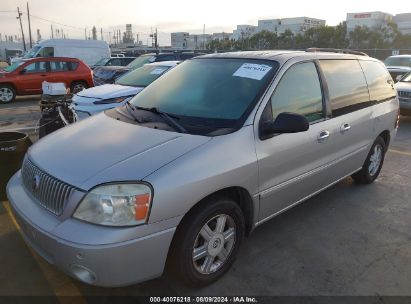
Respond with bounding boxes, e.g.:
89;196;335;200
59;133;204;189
91;57;136;70
93;52;203;85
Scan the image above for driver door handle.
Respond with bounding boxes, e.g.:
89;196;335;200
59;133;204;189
340;123;351;133
317;130;330;142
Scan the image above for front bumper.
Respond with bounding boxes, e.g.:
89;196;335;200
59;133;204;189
6;172;176;287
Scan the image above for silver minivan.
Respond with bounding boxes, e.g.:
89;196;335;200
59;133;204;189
7;50;399;287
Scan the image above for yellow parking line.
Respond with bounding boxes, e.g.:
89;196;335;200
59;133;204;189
2;201;87;303
389;149;411;157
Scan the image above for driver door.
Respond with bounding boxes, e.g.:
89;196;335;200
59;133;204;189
18;61;51;94
255;61;338;222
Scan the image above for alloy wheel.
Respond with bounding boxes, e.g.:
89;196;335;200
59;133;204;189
192;214;236;275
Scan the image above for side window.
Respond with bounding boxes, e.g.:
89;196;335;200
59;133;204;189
50;61;69;72
270;61;324;122
38;47;54;57
24;61;48;73
319;60;369;117
67;62;79;71
108;58;121;66
359;60;396;103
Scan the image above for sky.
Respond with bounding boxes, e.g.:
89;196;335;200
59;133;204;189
1;0;411;46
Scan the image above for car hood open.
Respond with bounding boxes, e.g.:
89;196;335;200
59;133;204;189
28;113;211;190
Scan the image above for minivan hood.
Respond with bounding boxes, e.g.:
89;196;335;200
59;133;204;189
75;84;142;103
28;113;211;190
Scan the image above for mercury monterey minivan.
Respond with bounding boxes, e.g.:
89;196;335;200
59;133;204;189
7;50;399;287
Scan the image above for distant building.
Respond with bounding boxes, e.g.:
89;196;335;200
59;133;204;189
187;34;212;49
346;11;392;32
123;24;134;44
232;25;257;40
171;32;189;49
393;13;411;35
257;17;326;36
212;32;233;41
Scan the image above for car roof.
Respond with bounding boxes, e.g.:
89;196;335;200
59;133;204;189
387;55;411;58
196;50;376;64
22;57;81;62
144;61;181;67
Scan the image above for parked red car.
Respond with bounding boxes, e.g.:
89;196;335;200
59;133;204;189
0;57;94;103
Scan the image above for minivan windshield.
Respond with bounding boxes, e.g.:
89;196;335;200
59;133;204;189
400;72;411;82
130;58;278;129
23;46;41;59
127;55;155;69
115;64;172;87
384;57;411;68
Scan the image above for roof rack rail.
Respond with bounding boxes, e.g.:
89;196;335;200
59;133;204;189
306;48;369;57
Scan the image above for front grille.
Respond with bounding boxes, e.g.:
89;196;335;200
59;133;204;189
398;90;411;100
21;158;76;215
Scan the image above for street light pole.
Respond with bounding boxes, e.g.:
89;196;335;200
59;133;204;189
17;7;27;51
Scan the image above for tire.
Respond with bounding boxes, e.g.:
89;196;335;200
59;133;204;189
0;85;16;104
168;197;245;287
351;136;386;184
70;81;88;94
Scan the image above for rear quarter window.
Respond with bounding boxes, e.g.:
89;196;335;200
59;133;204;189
68;62;79;71
359;60;396;103
319;59;369;117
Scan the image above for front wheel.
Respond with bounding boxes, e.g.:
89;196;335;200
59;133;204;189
0;85;16;103
169;197;245;286
351;136;386;184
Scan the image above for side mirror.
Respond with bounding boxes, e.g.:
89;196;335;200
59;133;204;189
19;69;26;75
260;112;309;140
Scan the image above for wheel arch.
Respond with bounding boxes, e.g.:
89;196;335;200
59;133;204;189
378;130;391;152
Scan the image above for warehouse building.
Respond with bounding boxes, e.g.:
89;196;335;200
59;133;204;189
393;13;411;35
257;17;326;35
170;32;189;49
346;11;393;32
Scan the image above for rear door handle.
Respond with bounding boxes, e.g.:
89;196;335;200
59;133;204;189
340;123;351;133
40;74;47;77
317;130;330;142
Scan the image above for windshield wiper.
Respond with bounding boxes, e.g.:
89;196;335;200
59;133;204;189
124;101;143;123
135;106;187;133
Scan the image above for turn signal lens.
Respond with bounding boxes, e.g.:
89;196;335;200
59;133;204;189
135;194;150;220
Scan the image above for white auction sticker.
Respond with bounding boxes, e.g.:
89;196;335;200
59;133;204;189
233;63;272;80
150;67;167;75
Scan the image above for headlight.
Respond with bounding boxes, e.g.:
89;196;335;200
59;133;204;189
93;96;132;104
73;183;152;226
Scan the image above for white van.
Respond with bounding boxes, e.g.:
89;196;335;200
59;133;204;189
12;39;110;66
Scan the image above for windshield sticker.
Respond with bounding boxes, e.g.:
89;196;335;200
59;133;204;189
233;63;272;80
150;67;168;75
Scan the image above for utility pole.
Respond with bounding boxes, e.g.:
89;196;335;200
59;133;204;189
51;24;54;38
27;2;33;48
100;28;103;41
16;7;27;51
84;27;87;40
155;28;158;49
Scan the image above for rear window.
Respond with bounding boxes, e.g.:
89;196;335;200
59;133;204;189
360;60;396;103
50;61;70;71
115;65;171;87
384;57;411;68
319;60;369;117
